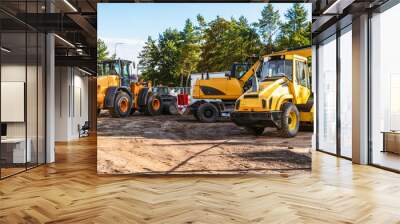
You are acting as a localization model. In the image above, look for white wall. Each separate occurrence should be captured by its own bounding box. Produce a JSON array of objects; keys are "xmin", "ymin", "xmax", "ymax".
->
[{"xmin": 55, "ymin": 67, "xmax": 89, "ymax": 141}]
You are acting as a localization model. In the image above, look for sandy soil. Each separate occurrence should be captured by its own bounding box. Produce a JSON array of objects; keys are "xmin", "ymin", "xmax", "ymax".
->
[{"xmin": 97, "ymin": 113, "xmax": 312, "ymax": 175}]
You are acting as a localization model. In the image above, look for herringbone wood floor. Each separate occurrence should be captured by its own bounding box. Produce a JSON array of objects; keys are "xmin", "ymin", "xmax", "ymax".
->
[{"xmin": 1, "ymin": 136, "xmax": 400, "ymax": 223}]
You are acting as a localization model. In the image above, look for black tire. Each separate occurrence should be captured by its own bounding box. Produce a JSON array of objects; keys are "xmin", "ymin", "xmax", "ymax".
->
[
  {"xmin": 138, "ymin": 106, "xmax": 146, "ymax": 114},
  {"xmin": 146, "ymin": 95, "xmax": 162, "ymax": 116},
  {"xmin": 197, "ymin": 103, "xmax": 219, "ymax": 123},
  {"xmin": 192, "ymin": 111, "xmax": 200, "ymax": 121},
  {"xmin": 279, "ymin": 102, "xmax": 300, "ymax": 137},
  {"xmin": 161, "ymin": 101, "xmax": 172, "ymax": 114},
  {"xmin": 245, "ymin": 127, "xmax": 265, "ymax": 136},
  {"xmin": 110, "ymin": 91, "xmax": 132, "ymax": 118},
  {"xmin": 137, "ymin": 88, "xmax": 149, "ymax": 107},
  {"xmin": 168, "ymin": 103, "xmax": 178, "ymax": 115}
]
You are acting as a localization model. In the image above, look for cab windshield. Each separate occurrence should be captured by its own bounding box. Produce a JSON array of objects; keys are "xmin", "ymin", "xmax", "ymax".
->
[
  {"xmin": 231, "ymin": 63, "xmax": 250, "ymax": 79},
  {"xmin": 98, "ymin": 61, "xmax": 133, "ymax": 79},
  {"xmin": 98, "ymin": 61, "xmax": 121, "ymax": 76},
  {"xmin": 259, "ymin": 59, "xmax": 293, "ymax": 81}
]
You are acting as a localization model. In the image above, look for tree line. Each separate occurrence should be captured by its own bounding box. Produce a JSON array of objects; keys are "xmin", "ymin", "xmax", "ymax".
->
[{"xmin": 98, "ymin": 3, "xmax": 311, "ymax": 86}]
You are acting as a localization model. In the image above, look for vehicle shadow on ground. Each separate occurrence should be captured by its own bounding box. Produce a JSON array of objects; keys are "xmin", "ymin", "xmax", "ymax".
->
[
  {"xmin": 235, "ymin": 150, "xmax": 311, "ymax": 166},
  {"xmin": 97, "ymin": 114, "xmax": 312, "ymax": 141}
]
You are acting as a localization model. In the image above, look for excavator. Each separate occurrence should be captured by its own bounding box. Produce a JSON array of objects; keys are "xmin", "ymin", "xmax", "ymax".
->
[
  {"xmin": 231, "ymin": 47, "xmax": 313, "ymax": 137},
  {"xmin": 97, "ymin": 59, "xmax": 163, "ymax": 117},
  {"xmin": 190, "ymin": 61, "xmax": 258, "ymax": 122}
]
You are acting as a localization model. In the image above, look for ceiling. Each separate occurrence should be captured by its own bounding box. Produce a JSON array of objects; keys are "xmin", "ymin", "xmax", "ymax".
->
[{"xmin": 0, "ymin": 0, "xmax": 97, "ymax": 74}]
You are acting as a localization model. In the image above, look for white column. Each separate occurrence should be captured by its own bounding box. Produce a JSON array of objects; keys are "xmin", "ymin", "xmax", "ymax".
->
[
  {"xmin": 352, "ymin": 14, "xmax": 369, "ymax": 164},
  {"xmin": 312, "ymin": 45, "xmax": 317, "ymax": 150},
  {"xmin": 46, "ymin": 33, "xmax": 55, "ymax": 163}
]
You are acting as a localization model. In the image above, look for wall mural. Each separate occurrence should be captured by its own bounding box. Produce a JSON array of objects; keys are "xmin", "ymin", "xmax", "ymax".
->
[{"xmin": 96, "ymin": 3, "xmax": 313, "ymax": 175}]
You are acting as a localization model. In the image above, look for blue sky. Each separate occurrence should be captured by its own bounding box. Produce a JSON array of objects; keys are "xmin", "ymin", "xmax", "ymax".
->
[{"xmin": 98, "ymin": 3, "xmax": 312, "ymax": 65}]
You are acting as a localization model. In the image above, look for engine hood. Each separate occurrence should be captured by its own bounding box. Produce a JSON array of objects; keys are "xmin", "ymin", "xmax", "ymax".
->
[
  {"xmin": 242, "ymin": 77, "xmax": 288, "ymax": 97},
  {"xmin": 235, "ymin": 77, "xmax": 290, "ymax": 112}
]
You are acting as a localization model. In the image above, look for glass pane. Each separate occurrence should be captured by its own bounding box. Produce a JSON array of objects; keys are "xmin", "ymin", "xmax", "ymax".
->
[
  {"xmin": 340, "ymin": 27, "xmax": 352, "ymax": 158},
  {"xmin": 317, "ymin": 35, "xmax": 337, "ymax": 154},
  {"xmin": 371, "ymin": 4, "xmax": 400, "ymax": 171},
  {"xmin": 1, "ymin": 31, "xmax": 27, "ymax": 177}
]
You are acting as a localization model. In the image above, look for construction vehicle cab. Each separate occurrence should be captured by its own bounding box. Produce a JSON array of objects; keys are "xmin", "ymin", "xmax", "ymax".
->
[
  {"xmin": 231, "ymin": 47, "xmax": 313, "ymax": 137},
  {"xmin": 190, "ymin": 62, "xmax": 258, "ymax": 123}
]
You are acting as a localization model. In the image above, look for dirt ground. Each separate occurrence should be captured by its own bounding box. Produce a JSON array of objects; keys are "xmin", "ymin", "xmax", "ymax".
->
[{"xmin": 97, "ymin": 113, "xmax": 312, "ymax": 175}]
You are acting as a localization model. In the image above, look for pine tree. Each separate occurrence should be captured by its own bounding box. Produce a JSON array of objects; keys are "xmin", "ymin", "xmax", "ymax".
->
[
  {"xmin": 254, "ymin": 4, "xmax": 281, "ymax": 54},
  {"xmin": 138, "ymin": 36, "xmax": 160, "ymax": 83},
  {"xmin": 97, "ymin": 38, "xmax": 109, "ymax": 61},
  {"xmin": 179, "ymin": 19, "xmax": 201, "ymax": 86},
  {"xmin": 276, "ymin": 3, "xmax": 311, "ymax": 50}
]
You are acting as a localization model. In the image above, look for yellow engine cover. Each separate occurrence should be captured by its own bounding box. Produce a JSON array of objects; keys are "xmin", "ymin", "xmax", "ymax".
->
[
  {"xmin": 192, "ymin": 77, "xmax": 243, "ymax": 101},
  {"xmin": 97, "ymin": 75, "xmax": 120, "ymax": 109}
]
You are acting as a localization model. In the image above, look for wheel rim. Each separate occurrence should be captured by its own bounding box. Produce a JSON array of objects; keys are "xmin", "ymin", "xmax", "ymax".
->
[
  {"xmin": 119, "ymin": 98, "xmax": 129, "ymax": 113},
  {"xmin": 288, "ymin": 111, "xmax": 297, "ymax": 131},
  {"xmin": 152, "ymin": 99, "xmax": 160, "ymax": 110},
  {"xmin": 204, "ymin": 109, "xmax": 214, "ymax": 118}
]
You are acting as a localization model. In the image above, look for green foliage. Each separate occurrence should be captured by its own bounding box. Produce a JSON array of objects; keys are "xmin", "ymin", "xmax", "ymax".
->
[
  {"xmin": 275, "ymin": 3, "xmax": 311, "ymax": 50},
  {"xmin": 97, "ymin": 38, "xmax": 109, "ymax": 61},
  {"xmin": 138, "ymin": 37, "xmax": 159, "ymax": 81},
  {"xmin": 110, "ymin": 53, "xmax": 117, "ymax": 60},
  {"xmin": 198, "ymin": 16, "xmax": 262, "ymax": 73},
  {"xmin": 139, "ymin": 29, "xmax": 185, "ymax": 85},
  {"xmin": 254, "ymin": 3, "xmax": 281, "ymax": 54},
  {"xmin": 178, "ymin": 19, "xmax": 201, "ymax": 86},
  {"xmin": 138, "ymin": 4, "xmax": 311, "ymax": 86}
]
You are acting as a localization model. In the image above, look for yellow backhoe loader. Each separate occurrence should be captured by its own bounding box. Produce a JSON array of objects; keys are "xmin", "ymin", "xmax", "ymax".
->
[
  {"xmin": 190, "ymin": 62, "xmax": 258, "ymax": 122},
  {"xmin": 97, "ymin": 59, "xmax": 162, "ymax": 117},
  {"xmin": 231, "ymin": 47, "xmax": 313, "ymax": 137}
]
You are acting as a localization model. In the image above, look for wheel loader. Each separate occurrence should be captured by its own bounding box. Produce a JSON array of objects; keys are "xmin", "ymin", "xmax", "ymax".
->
[
  {"xmin": 230, "ymin": 47, "xmax": 313, "ymax": 137},
  {"xmin": 190, "ymin": 62, "xmax": 258, "ymax": 122},
  {"xmin": 97, "ymin": 59, "xmax": 165, "ymax": 117}
]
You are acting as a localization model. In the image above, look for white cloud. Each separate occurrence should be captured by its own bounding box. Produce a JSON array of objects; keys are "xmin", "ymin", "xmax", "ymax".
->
[{"xmin": 100, "ymin": 37, "xmax": 146, "ymax": 67}]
